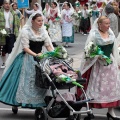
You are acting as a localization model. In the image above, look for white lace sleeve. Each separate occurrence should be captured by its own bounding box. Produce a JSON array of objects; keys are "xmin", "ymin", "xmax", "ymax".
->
[{"xmin": 21, "ymin": 29, "xmax": 30, "ymax": 48}]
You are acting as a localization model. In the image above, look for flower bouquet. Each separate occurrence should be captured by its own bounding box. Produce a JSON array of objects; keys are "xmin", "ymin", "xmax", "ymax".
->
[
  {"xmin": 84, "ymin": 41, "xmax": 112, "ymax": 65},
  {"xmin": 44, "ymin": 24, "xmax": 50, "ymax": 31},
  {"xmin": 71, "ymin": 12, "xmax": 80, "ymax": 20},
  {"xmin": 38, "ymin": 46, "xmax": 68, "ymax": 59},
  {"xmin": 0, "ymin": 29, "xmax": 8, "ymax": 45}
]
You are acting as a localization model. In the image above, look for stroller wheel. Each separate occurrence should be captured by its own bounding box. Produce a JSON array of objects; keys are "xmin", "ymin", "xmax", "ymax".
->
[
  {"xmin": 12, "ymin": 106, "xmax": 18, "ymax": 114},
  {"xmin": 35, "ymin": 107, "xmax": 47, "ymax": 120}
]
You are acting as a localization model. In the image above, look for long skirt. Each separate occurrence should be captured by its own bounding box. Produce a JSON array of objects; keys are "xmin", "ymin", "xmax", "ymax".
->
[
  {"xmin": 0, "ymin": 52, "xmax": 47, "ymax": 108},
  {"xmin": 77, "ymin": 60, "xmax": 120, "ymax": 108}
]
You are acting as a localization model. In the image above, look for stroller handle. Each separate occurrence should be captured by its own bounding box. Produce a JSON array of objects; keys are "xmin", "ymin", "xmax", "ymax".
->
[{"xmin": 34, "ymin": 56, "xmax": 40, "ymax": 63}]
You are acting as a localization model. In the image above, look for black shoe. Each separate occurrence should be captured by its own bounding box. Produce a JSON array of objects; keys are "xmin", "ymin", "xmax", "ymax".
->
[
  {"xmin": 107, "ymin": 112, "xmax": 120, "ymax": 120},
  {"xmin": 12, "ymin": 106, "xmax": 18, "ymax": 114}
]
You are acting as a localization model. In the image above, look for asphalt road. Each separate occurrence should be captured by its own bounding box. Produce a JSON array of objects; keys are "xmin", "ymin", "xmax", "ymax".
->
[{"xmin": 0, "ymin": 33, "xmax": 120, "ymax": 120}]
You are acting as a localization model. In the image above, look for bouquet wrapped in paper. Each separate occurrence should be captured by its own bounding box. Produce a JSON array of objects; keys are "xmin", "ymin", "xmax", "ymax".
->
[
  {"xmin": 39, "ymin": 46, "xmax": 68, "ymax": 59},
  {"xmin": 84, "ymin": 41, "xmax": 112, "ymax": 65}
]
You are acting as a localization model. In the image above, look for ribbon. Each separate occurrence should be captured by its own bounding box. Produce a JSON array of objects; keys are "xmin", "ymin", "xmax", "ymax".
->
[
  {"xmin": 55, "ymin": 17, "xmax": 60, "ymax": 21},
  {"xmin": 89, "ymin": 46, "xmax": 112, "ymax": 65},
  {"xmin": 60, "ymin": 76, "xmax": 83, "ymax": 88}
]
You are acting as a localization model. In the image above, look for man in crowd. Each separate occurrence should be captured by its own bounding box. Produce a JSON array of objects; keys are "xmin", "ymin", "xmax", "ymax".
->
[{"xmin": 0, "ymin": 0, "xmax": 20, "ymax": 68}]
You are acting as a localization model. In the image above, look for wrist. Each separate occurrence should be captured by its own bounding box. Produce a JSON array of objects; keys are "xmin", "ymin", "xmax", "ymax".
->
[{"xmin": 34, "ymin": 54, "xmax": 38, "ymax": 57}]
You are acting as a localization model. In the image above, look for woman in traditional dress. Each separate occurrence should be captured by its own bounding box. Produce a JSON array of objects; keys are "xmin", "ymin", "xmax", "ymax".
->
[
  {"xmin": 91, "ymin": 4, "xmax": 99, "ymax": 25},
  {"xmin": 77, "ymin": 16, "xmax": 120, "ymax": 120},
  {"xmin": 61, "ymin": 2, "xmax": 74, "ymax": 47},
  {"xmin": 43, "ymin": 3, "xmax": 50, "ymax": 24},
  {"xmin": 72, "ymin": 6, "xmax": 81, "ymax": 33},
  {"xmin": 11, "ymin": 2, "xmax": 24, "ymax": 19},
  {"xmin": 0, "ymin": 13, "xmax": 54, "ymax": 118},
  {"xmin": 48, "ymin": 2, "xmax": 62, "ymax": 47},
  {"xmin": 25, "ymin": 2, "xmax": 43, "ymax": 16}
]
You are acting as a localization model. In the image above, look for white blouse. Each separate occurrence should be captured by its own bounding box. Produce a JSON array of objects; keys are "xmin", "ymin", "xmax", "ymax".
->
[{"xmin": 21, "ymin": 27, "xmax": 51, "ymax": 48}]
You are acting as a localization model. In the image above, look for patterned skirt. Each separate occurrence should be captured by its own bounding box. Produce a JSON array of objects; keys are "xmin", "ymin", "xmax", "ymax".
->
[{"xmin": 77, "ymin": 60, "xmax": 120, "ymax": 108}]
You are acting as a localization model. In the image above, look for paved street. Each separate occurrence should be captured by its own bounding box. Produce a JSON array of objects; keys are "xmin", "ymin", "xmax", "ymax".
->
[{"xmin": 0, "ymin": 33, "xmax": 120, "ymax": 120}]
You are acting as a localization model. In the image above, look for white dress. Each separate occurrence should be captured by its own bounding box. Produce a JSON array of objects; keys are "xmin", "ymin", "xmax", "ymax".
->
[{"xmin": 61, "ymin": 9, "xmax": 73, "ymax": 37}]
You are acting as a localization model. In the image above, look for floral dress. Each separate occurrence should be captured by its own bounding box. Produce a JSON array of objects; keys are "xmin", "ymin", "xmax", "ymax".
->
[{"xmin": 0, "ymin": 27, "xmax": 52, "ymax": 108}]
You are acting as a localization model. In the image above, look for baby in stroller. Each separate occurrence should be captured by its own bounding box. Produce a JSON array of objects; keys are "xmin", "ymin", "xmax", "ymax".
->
[{"xmin": 50, "ymin": 63, "xmax": 78, "ymax": 83}]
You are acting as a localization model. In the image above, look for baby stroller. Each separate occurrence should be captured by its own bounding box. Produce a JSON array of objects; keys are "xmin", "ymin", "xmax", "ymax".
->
[{"xmin": 34, "ymin": 56, "xmax": 93, "ymax": 120}]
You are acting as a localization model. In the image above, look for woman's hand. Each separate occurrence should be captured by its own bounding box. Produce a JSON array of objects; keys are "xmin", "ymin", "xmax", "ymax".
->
[
  {"xmin": 99, "ymin": 56, "xmax": 105, "ymax": 61},
  {"xmin": 36, "ymin": 53, "xmax": 42, "ymax": 57}
]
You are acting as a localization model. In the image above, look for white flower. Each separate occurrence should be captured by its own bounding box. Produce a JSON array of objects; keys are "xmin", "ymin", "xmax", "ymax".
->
[
  {"xmin": 63, "ymin": 53, "xmax": 68, "ymax": 59},
  {"xmin": 118, "ymin": 47, "xmax": 120, "ymax": 53},
  {"xmin": 78, "ymin": 11, "xmax": 81, "ymax": 14},
  {"xmin": 118, "ymin": 47, "xmax": 120, "ymax": 51},
  {"xmin": 89, "ymin": 41, "xmax": 94, "ymax": 46},
  {"xmin": 0, "ymin": 29, "xmax": 7, "ymax": 35},
  {"xmin": 84, "ymin": 41, "xmax": 94, "ymax": 58},
  {"xmin": 62, "ymin": 46, "xmax": 67, "ymax": 53}
]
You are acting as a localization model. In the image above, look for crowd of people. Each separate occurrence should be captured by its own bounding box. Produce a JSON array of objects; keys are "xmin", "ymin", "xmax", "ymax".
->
[{"xmin": 0, "ymin": 0, "xmax": 120, "ymax": 119}]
